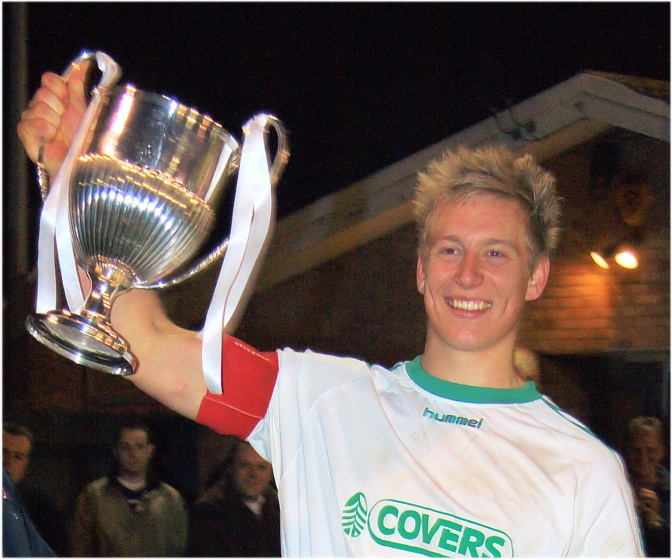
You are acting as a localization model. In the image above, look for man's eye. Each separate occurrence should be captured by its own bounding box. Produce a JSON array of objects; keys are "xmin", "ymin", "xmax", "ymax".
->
[{"xmin": 441, "ymin": 246, "xmax": 458, "ymax": 255}]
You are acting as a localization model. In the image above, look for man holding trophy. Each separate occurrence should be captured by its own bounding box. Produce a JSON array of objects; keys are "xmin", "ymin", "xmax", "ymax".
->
[{"xmin": 18, "ymin": 56, "xmax": 643, "ymax": 556}]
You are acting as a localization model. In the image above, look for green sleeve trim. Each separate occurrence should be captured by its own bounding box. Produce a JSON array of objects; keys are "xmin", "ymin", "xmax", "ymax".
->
[
  {"xmin": 406, "ymin": 356, "xmax": 542, "ymax": 404},
  {"xmin": 541, "ymin": 397, "xmax": 597, "ymax": 438}
]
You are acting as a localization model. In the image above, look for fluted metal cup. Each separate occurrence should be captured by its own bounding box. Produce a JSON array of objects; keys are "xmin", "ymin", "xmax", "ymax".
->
[{"xmin": 26, "ymin": 84, "xmax": 288, "ymax": 375}]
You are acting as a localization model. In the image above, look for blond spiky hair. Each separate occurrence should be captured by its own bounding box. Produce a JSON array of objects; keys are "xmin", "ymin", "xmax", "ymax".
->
[{"xmin": 414, "ymin": 145, "xmax": 561, "ymax": 261}]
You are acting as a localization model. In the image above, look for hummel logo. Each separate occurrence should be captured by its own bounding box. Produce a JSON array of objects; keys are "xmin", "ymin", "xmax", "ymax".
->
[{"xmin": 422, "ymin": 407, "xmax": 484, "ymax": 429}]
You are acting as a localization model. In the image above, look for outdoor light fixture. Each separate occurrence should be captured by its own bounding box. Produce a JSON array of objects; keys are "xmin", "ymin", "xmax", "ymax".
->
[
  {"xmin": 614, "ymin": 246, "xmax": 639, "ymax": 269},
  {"xmin": 590, "ymin": 232, "xmax": 642, "ymax": 270},
  {"xmin": 590, "ymin": 248, "xmax": 613, "ymax": 270},
  {"xmin": 590, "ymin": 246, "xmax": 638, "ymax": 270},
  {"xmin": 587, "ymin": 142, "xmax": 651, "ymax": 272}
]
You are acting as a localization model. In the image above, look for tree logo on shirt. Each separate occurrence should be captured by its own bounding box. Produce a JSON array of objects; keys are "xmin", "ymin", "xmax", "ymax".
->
[
  {"xmin": 342, "ymin": 492, "xmax": 368, "ymax": 537},
  {"xmin": 342, "ymin": 493, "xmax": 513, "ymax": 557}
]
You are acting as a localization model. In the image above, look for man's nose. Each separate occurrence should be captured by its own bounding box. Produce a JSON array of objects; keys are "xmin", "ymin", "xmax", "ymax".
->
[{"xmin": 456, "ymin": 252, "xmax": 484, "ymax": 288}]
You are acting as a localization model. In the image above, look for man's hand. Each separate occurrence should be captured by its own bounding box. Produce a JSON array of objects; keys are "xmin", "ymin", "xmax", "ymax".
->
[
  {"xmin": 637, "ymin": 487, "xmax": 664, "ymax": 529},
  {"xmin": 16, "ymin": 59, "xmax": 92, "ymax": 181}
]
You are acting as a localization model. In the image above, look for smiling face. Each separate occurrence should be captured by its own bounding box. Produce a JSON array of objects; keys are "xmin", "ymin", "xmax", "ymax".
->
[
  {"xmin": 417, "ymin": 192, "xmax": 549, "ymax": 360},
  {"xmin": 232, "ymin": 442, "xmax": 273, "ymax": 500}
]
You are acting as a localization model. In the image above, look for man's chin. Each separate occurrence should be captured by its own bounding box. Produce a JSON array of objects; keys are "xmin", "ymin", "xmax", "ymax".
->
[{"xmin": 242, "ymin": 487, "xmax": 264, "ymax": 498}]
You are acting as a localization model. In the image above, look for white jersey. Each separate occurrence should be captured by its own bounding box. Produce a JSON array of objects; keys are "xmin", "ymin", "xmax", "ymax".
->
[{"xmin": 248, "ymin": 348, "xmax": 643, "ymax": 557}]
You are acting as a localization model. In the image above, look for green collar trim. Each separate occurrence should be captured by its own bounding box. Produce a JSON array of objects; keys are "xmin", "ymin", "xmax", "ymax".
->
[{"xmin": 406, "ymin": 356, "xmax": 542, "ymax": 404}]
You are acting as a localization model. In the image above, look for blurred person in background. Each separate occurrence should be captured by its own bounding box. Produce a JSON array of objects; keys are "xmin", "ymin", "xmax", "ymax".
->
[
  {"xmin": 188, "ymin": 438, "xmax": 280, "ymax": 557},
  {"xmin": 3, "ymin": 421, "xmax": 69, "ymax": 555},
  {"xmin": 3, "ymin": 466, "xmax": 55, "ymax": 557},
  {"xmin": 627, "ymin": 416, "xmax": 670, "ymax": 557},
  {"xmin": 70, "ymin": 418, "xmax": 188, "ymax": 556}
]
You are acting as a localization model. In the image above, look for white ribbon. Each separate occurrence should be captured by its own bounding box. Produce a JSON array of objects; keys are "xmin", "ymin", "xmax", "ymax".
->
[
  {"xmin": 35, "ymin": 52, "xmax": 121, "ymax": 315},
  {"xmin": 200, "ymin": 115, "xmax": 275, "ymax": 394}
]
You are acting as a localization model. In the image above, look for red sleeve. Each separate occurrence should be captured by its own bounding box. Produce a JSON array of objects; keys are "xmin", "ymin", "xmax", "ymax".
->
[{"xmin": 196, "ymin": 335, "xmax": 279, "ymax": 439}]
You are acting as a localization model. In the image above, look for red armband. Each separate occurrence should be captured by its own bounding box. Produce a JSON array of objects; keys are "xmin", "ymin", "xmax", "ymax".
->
[{"xmin": 196, "ymin": 335, "xmax": 279, "ymax": 439}]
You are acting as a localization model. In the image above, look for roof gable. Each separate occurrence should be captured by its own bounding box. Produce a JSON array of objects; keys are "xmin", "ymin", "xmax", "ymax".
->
[{"xmin": 257, "ymin": 72, "xmax": 669, "ymax": 290}]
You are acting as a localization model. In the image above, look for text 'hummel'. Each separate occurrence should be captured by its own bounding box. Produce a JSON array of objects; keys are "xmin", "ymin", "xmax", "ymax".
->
[{"xmin": 423, "ymin": 407, "xmax": 483, "ymax": 429}]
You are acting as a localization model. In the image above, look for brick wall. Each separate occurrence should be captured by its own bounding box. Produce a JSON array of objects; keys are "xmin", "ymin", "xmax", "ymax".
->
[{"xmin": 519, "ymin": 136, "xmax": 670, "ymax": 353}]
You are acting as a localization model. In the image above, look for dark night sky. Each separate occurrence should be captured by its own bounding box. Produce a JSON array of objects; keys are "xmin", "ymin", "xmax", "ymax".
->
[{"xmin": 20, "ymin": 2, "xmax": 671, "ymax": 218}]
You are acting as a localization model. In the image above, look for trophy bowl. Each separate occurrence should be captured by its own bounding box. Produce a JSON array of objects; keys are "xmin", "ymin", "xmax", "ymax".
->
[{"xmin": 26, "ymin": 84, "xmax": 285, "ymax": 376}]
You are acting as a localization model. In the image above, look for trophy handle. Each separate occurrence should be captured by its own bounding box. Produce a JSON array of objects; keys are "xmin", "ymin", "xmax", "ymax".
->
[
  {"xmin": 137, "ymin": 114, "xmax": 289, "ymax": 290},
  {"xmin": 136, "ymin": 240, "xmax": 230, "ymax": 289},
  {"xmin": 262, "ymin": 114, "xmax": 290, "ymax": 188}
]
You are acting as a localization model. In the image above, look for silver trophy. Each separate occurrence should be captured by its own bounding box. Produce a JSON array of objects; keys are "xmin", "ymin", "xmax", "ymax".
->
[{"xmin": 26, "ymin": 55, "xmax": 288, "ymax": 376}]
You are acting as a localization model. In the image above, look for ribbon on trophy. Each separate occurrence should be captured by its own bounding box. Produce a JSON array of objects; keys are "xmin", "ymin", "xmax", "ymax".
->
[
  {"xmin": 200, "ymin": 115, "xmax": 276, "ymax": 394},
  {"xmin": 35, "ymin": 51, "xmax": 122, "ymax": 316}
]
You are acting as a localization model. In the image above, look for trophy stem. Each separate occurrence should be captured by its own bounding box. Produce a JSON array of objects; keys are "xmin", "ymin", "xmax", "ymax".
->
[
  {"xmin": 81, "ymin": 261, "xmax": 134, "ymax": 325},
  {"xmin": 25, "ymin": 261, "xmax": 137, "ymax": 376}
]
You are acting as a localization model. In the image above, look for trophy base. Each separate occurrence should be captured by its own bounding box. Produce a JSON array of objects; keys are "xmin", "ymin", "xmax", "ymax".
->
[{"xmin": 26, "ymin": 312, "xmax": 137, "ymax": 376}]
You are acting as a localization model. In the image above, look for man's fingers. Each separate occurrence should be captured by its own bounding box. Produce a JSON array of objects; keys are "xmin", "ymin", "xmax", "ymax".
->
[
  {"xmin": 17, "ymin": 116, "xmax": 55, "ymax": 163},
  {"xmin": 64, "ymin": 58, "xmax": 95, "ymax": 108},
  {"xmin": 18, "ymin": 114, "xmax": 57, "ymax": 142},
  {"xmin": 20, "ymin": 75, "xmax": 68, "ymax": 147},
  {"xmin": 17, "ymin": 60, "xmax": 95, "ymax": 174},
  {"xmin": 25, "ymin": 90, "xmax": 66, "ymax": 123},
  {"xmin": 17, "ymin": 87, "xmax": 65, "ymax": 157},
  {"xmin": 40, "ymin": 71, "xmax": 70, "ymax": 103}
]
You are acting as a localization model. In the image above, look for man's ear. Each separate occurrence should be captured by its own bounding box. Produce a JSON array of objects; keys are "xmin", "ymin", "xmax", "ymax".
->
[
  {"xmin": 148, "ymin": 443, "xmax": 156, "ymax": 459},
  {"xmin": 416, "ymin": 256, "xmax": 426, "ymax": 295},
  {"xmin": 525, "ymin": 255, "xmax": 550, "ymax": 302}
]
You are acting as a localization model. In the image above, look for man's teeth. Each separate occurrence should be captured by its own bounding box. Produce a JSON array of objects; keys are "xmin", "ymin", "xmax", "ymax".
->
[{"xmin": 449, "ymin": 299, "xmax": 492, "ymax": 311}]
